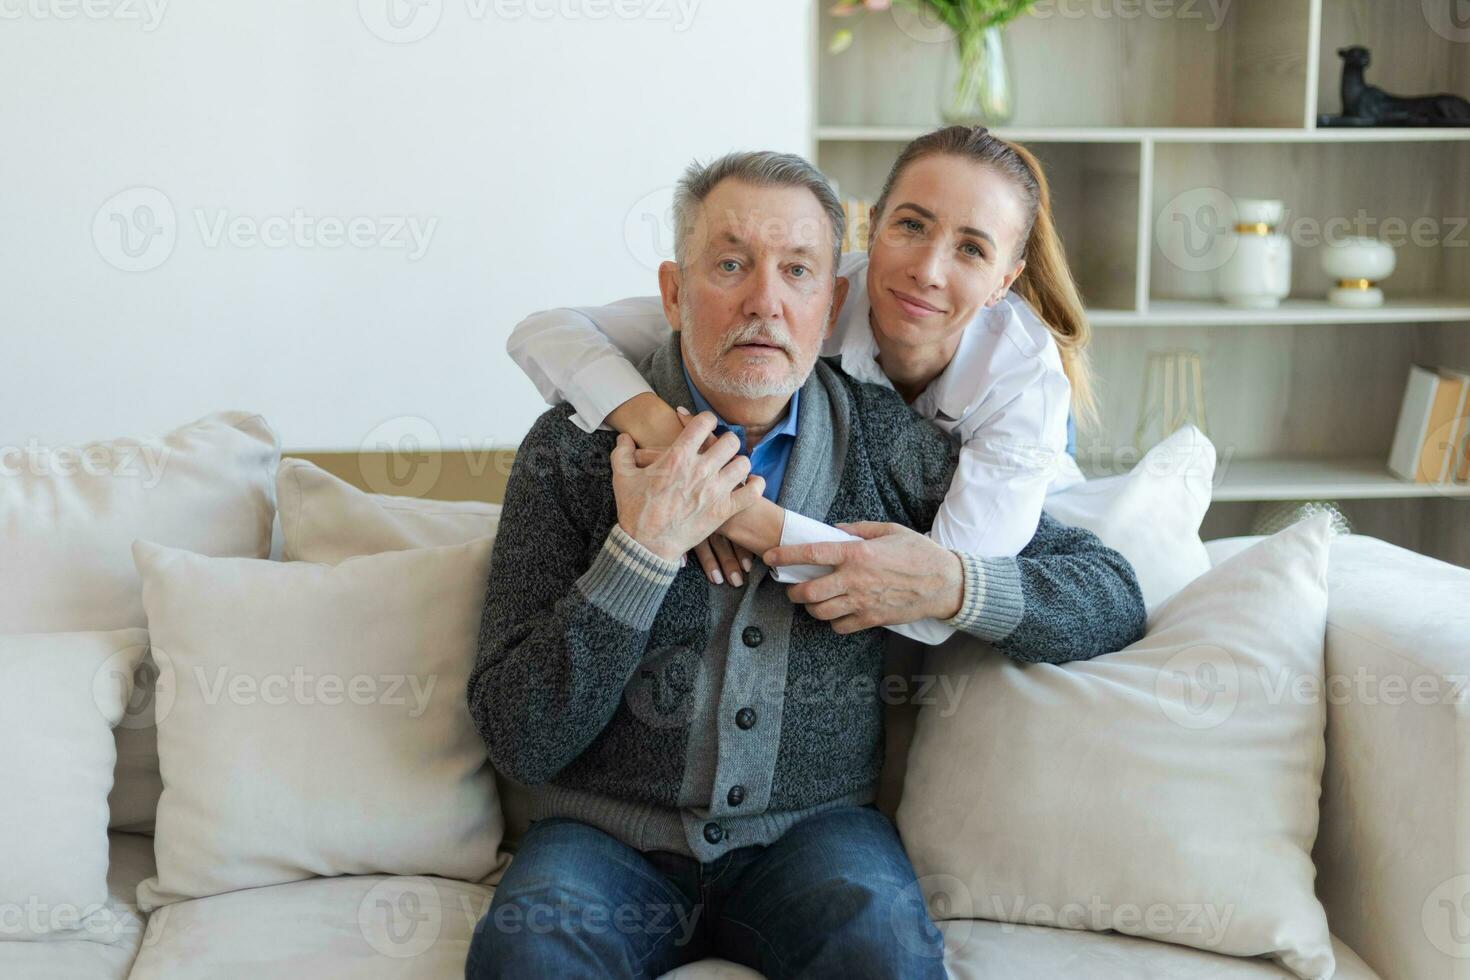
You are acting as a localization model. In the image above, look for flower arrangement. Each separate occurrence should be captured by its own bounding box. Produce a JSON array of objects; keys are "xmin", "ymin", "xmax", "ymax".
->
[
  {"xmin": 828, "ymin": 0, "xmax": 1038, "ymax": 55},
  {"xmin": 827, "ymin": 0, "xmax": 1040, "ymax": 124}
]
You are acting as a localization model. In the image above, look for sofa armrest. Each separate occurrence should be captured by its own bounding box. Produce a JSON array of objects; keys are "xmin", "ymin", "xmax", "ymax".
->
[{"xmin": 1311, "ymin": 535, "xmax": 1470, "ymax": 980}]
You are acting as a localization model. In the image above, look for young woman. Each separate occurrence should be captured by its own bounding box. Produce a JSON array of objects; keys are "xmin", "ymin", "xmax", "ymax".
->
[{"xmin": 509, "ymin": 126, "xmax": 1097, "ymax": 645}]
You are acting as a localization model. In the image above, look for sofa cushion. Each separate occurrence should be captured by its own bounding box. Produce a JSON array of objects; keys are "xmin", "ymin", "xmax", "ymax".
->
[
  {"xmin": 0, "ymin": 410, "xmax": 280, "ymax": 834},
  {"xmin": 1043, "ymin": 424, "xmax": 1215, "ymax": 611},
  {"xmin": 118, "ymin": 870, "xmax": 1379, "ymax": 980},
  {"xmin": 898, "ymin": 515, "xmax": 1337, "ymax": 979},
  {"xmin": 270, "ymin": 457, "xmax": 530, "ymax": 846},
  {"xmin": 0, "ymin": 831, "xmax": 154, "ymax": 979},
  {"xmin": 275, "ymin": 456, "xmax": 501, "ymax": 563},
  {"xmin": 936, "ymin": 921, "xmax": 1380, "ymax": 979},
  {"xmin": 131, "ymin": 536, "xmax": 506, "ymax": 913},
  {"xmin": 0, "ymin": 629, "xmax": 149, "ymax": 942}
]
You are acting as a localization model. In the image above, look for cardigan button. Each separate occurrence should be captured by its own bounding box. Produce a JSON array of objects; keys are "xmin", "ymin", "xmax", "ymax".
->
[
  {"xmin": 727, "ymin": 784, "xmax": 746, "ymax": 807},
  {"xmin": 703, "ymin": 822, "xmax": 724, "ymax": 844},
  {"xmin": 736, "ymin": 707, "xmax": 757, "ymax": 730},
  {"xmin": 741, "ymin": 626, "xmax": 763, "ymax": 648}
]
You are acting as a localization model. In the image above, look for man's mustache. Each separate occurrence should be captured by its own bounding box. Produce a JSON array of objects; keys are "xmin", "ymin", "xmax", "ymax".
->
[{"xmin": 720, "ymin": 319, "xmax": 793, "ymax": 357}]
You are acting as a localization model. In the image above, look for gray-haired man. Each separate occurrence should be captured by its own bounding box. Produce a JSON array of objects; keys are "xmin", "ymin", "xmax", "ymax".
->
[{"xmin": 466, "ymin": 151, "xmax": 1144, "ymax": 979}]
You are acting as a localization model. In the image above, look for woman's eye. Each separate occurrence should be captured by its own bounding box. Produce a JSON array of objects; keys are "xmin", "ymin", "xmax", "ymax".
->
[
  {"xmin": 900, "ymin": 218, "xmax": 922, "ymax": 233},
  {"xmin": 961, "ymin": 242, "xmax": 984, "ymax": 259}
]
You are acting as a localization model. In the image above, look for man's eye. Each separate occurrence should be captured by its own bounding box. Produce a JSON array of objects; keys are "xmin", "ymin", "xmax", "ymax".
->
[
  {"xmin": 719, "ymin": 260, "xmax": 739, "ymax": 273},
  {"xmin": 790, "ymin": 265, "xmax": 808, "ymax": 278}
]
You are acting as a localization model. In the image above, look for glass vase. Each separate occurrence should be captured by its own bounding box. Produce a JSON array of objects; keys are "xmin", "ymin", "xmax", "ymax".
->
[{"xmin": 940, "ymin": 25, "xmax": 1015, "ymax": 126}]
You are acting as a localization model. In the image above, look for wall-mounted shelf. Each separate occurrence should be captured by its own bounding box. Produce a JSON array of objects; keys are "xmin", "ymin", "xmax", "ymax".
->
[
  {"xmin": 1085, "ymin": 456, "xmax": 1470, "ymax": 502},
  {"xmin": 817, "ymin": 126, "xmax": 1470, "ymax": 144},
  {"xmin": 1089, "ymin": 300, "xmax": 1470, "ymax": 328}
]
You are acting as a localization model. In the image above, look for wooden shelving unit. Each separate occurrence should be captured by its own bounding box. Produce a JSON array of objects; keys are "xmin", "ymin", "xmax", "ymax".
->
[{"xmin": 812, "ymin": 0, "xmax": 1470, "ymax": 566}]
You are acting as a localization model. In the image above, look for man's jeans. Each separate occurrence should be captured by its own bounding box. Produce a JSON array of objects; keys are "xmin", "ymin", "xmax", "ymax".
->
[{"xmin": 464, "ymin": 802, "xmax": 947, "ymax": 979}]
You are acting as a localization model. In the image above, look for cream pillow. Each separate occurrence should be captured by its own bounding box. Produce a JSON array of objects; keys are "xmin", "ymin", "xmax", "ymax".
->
[
  {"xmin": 0, "ymin": 410, "xmax": 279, "ymax": 834},
  {"xmin": 276, "ymin": 456, "xmax": 500, "ymax": 563},
  {"xmin": 898, "ymin": 514, "xmax": 1336, "ymax": 980},
  {"xmin": 131, "ymin": 536, "xmax": 504, "ymax": 912},
  {"xmin": 273, "ymin": 457, "xmax": 528, "ymax": 846},
  {"xmin": 1044, "ymin": 424, "xmax": 1214, "ymax": 611},
  {"xmin": 0, "ymin": 629, "xmax": 149, "ymax": 942}
]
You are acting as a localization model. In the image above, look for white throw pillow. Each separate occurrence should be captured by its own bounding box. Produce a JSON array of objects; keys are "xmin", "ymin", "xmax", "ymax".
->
[
  {"xmin": 273, "ymin": 456, "xmax": 529, "ymax": 848},
  {"xmin": 0, "ymin": 629, "xmax": 149, "ymax": 942},
  {"xmin": 276, "ymin": 456, "xmax": 501, "ymax": 563},
  {"xmin": 897, "ymin": 514, "xmax": 1336, "ymax": 980},
  {"xmin": 131, "ymin": 536, "xmax": 505, "ymax": 913},
  {"xmin": 0, "ymin": 410, "xmax": 280, "ymax": 834},
  {"xmin": 1044, "ymin": 424, "xmax": 1214, "ymax": 611}
]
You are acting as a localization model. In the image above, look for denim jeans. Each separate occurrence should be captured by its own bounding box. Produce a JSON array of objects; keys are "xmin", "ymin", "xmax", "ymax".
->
[{"xmin": 464, "ymin": 802, "xmax": 947, "ymax": 980}]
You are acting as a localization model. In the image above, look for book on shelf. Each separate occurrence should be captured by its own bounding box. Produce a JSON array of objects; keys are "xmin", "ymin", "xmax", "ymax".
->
[{"xmin": 1388, "ymin": 364, "xmax": 1470, "ymax": 484}]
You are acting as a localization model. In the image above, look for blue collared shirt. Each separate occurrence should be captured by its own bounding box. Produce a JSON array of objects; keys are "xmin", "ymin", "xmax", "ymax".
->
[{"xmin": 681, "ymin": 364, "xmax": 798, "ymax": 504}]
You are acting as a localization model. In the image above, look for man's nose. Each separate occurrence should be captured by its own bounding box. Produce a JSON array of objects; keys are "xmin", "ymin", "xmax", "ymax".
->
[{"xmin": 741, "ymin": 263, "xmax": 783, "ymax": 321}]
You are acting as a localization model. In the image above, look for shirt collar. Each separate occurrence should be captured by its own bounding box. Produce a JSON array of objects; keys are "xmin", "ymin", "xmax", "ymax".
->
[{"xmin": 680, "ymin": 362, "xmax": 800, "ymax": 449}]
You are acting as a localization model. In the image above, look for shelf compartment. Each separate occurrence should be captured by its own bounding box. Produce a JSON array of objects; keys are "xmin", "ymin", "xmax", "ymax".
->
[
  {"xmin": 1091, "ymin": 298, "xmax": 1470, "ymax": 327},
  {"xmin": 1083, "ymin": 455, "xmax": 1470, "ymax": 502}
]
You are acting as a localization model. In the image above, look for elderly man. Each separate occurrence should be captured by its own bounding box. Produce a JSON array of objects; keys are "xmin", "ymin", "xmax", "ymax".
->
[{"xmin": 466, "ymin": 151, "xmax": 1143, "ymax": 979}]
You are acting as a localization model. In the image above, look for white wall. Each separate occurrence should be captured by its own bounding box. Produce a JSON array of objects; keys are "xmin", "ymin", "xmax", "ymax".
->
[{"xmin": 1, "ymin": 0, "xmax": 813, "ymax": 451}]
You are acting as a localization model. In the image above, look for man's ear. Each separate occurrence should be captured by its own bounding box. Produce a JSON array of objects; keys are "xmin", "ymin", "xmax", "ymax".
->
[
  {"xmin": 657, "ymin": 260, "xmax": 682, "ymax": 332},
  {"xmin": 826, "ymin": 274, "xmax": 851, "ymax": 340}
]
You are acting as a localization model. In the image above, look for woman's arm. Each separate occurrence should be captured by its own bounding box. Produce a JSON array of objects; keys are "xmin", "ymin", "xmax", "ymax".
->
[{"xmin": 507, "ymin": 299, "xmax": 679, "ymax": 442}]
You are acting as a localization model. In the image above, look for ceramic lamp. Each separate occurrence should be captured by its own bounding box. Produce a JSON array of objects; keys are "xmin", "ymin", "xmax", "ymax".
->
[
  {"xmin": 1216, "ymin": 198, "xmax": 1292, "ymax": 308},
  {"xmin": 1321, "ymin": 236, "xmax": 1396, "ymax": 308}
]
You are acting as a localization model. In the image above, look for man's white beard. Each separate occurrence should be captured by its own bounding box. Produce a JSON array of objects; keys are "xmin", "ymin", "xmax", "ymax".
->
[{"xmin": 681, "ymin": 303, "xmax": 817, "ymax": 400}]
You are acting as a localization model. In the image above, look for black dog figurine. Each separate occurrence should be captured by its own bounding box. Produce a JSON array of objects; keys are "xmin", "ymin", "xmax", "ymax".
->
[{"xmin": 1318, "ymin": 46, "xmax": 1470, "ymax": 127}]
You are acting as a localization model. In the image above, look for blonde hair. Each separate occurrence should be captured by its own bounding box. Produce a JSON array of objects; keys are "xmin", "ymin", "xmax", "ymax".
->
[{"xmin": 871, "ymin": 126, "xmax": 1098, "ymax": 434}]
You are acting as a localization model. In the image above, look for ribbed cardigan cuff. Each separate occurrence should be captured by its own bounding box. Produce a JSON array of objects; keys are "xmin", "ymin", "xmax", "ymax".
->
[
  {"xmin": 941, "ymin": 552, "xmax": 1025, "ymax": 642},
  {"xmin": 576, "ymin": 525, "xmax": 680, "ymax": 630}
]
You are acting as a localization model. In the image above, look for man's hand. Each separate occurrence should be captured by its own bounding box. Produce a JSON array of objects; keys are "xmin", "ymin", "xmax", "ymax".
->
[
  {"xmin": 611, "ymin": 411, "xmax": 765, "ymax": 562},
  {"xmin": 761, "ymin": 522, "xmax": 964, "ymax": 634},
  {"xmin": 631, "ymin": 442, "xmax": 757, "ymax": 586}
]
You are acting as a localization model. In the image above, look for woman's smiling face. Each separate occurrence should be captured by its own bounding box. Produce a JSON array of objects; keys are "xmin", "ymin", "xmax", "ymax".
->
[{"xmin": 865, "ymin": 153, "xmax": 1029, "ymax": 351}]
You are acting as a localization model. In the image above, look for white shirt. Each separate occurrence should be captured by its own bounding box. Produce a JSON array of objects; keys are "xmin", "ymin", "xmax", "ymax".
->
[{"xmin": 506, "ymin": 250, "xmax": 1085, "ymax": 644}]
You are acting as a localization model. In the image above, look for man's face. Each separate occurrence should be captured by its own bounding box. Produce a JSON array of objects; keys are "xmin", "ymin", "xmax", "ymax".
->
[{"xmin": 663, "ymin": 179, "xmax": 843, "ymax": 404}]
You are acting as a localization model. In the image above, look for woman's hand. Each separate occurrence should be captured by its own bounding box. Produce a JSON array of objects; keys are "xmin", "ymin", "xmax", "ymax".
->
[{"xmin": 761, "ymin": 523, "xmax": 965, "ymax": 634}]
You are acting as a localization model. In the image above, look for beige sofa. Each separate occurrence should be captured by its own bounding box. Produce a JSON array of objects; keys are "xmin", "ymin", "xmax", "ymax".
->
[{"xmin": 7, "ymin": 522, "xmax": 1465, "ymax": 979}]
